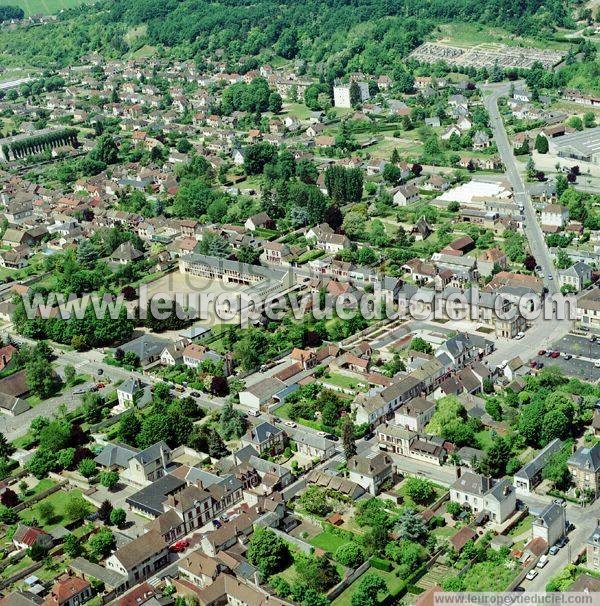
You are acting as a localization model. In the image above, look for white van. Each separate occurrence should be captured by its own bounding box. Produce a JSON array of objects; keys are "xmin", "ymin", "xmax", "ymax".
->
[{"xmin": 537, "ymin": 555, "xmax": 549, "ymax": 568}]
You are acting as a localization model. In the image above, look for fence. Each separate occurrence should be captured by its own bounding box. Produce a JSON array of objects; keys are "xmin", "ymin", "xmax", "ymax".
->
[
  {"xmin": 13, "ymin": 479, "xmax": 67, "ymax": 513},
  {"xmin": 327, "ymin": 560, "xmax": 371, "ymax": 600}
]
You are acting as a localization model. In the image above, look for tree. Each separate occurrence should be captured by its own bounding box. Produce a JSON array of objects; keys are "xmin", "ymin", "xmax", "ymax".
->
[
  {"xmin": 446, "ymin": 501, "xmax": 462, "ymax": 519},
  {"xmin": 0, "ymin": 432, "xmax": 13, "ymax": 459},
  {"xmin": 485, "ymin": 397, "xmax": 502, "ymax": 421},
  {"xmin": 65, "ymin": 495, "xmax": 90, "ymax": 521},
  {"xmin": 90, "ymin": 134, "xmax": 119, "ymax": 164},
  {"xmin": 218, "ymin": 401, "xmax": 247, "ymax": 440},
  {"xmin": 583, "ymin": 111, "xmax": 595, "ymax": 128},
  {"xmin": 349, "ymin": 81, "xmax": 361, "ymax": 108},
  {"xmin": 403, "ymin": 477, "xmax": 435, "ymax": 505},
  {"xmin": 100, "ymin": 471, "xmax": 119, "ymax": 490},
  {"xmin": 38, "ymin": 501, "xmax": 55, "ymax": 524},
  {"xmin": 534, "ymin": 134, "xmax": 549, "ymax": 154},
  {"xmin": 63, "ymin": 364, "xmax": 76, "ymax": 384},
  {"xmin": 519, "ymin": 401, "xmax": 545, "ymax": 447},
  {"xmin": 268, "ymin": 92, "xmax": 283, "ymax": 114},
  {"xmin": 78, "ymin": 458, "xmax": 97, "ymax": 479},
  {"xmin": 481, "ymin": 436, "xmax": 511, "ymax": 477},
  {"xmin": 335, "ymin": 543, "xmax": 365, "ymax": 568},
  {"xmin": 342, "ymin": 416, "xmax": 357, "ymax": 460},
  {"xmin": 98, "ymin": 499, "xmax": 113, "ymax": 523},
  {"xmin": 88, "ymin": 528, "xmax": 115, "ymax": 559},
  {"xmin": 246, "ymin": 527, "xmax": 290, "ymax": 578},
  {"xmin": 296, "ymin": 554, "xmax": 340, "ymax": 592},
  {"xmin": 63, "ymin": 534, "xmax": 83, "ymax": 558},
  {"xmin": 350, "ymin": 574, "xmax": 387, "ymax": 606},
  {"xmin": 110, "ymin": 508, "xmax": 126, "ymax": 528},
  {"xmin": 524, "ymin": 255, "xmax": 537, "ymax": 271},
  {"xmin": 299, "ymin": 486, "xmax": 332, "ymax": 516},
  {"xmin": 541, "ymin": 409, "xmax": 570, "ymax": 445},
  {"xmin": 409, "ymin": 337, "xmax": 432, "ymax": 354},
  {"xmin": 395, "ymin": 509, "xmax": 428, "ymax": 542}
]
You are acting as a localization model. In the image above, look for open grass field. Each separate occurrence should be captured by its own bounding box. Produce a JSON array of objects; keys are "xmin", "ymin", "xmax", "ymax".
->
[
  {"xmin": 308, "ymin": 530, "xmax": 352, "ymax": 554},
  {"xmin": 436, "ymin": 22, "xmax": 570, "ymax": 51},
  {"xmin": 12, "ymin": 0, "xmax": 87, "ymax": 16}
]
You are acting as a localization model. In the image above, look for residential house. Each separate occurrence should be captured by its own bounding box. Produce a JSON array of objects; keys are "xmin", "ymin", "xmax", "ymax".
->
[
  {"xmin": 292, "ymin": 432, "xmax": 336, "ymax": 461},
  {"xmin": 347, "ymin": 452, "xmax": 394, "ymax": 495},
  {"xmin": 450, "ymin": 470, "xmax": 516, "ymax": 524},
  {"xmin": 238, "ymin": 377, "xmax": 286, "ymax": 412},
  {"xmin": 240, "ymin": 421, "xmax": 286, "ymax": 456},
  {"xmin": 105, "ymin": 530, "xmax": 169, "ymax": 588},
  {"xmin": 567, "ymin": 443, "xmax": 600, "ymax": 499},
  {"xmin": 586, "ymin": 524, "xmax": 600, "ymax": 571},
  {"xmin": 12, "ymin": 524, "xmax": 52, "ymax": 552},
  {"xmin": 392, "ymin": 184, "xmax": 419, "ymax": 206},
  {"xmin": 244, "ymin": 212, "xmax": 272, "ymax": 232},
  {"xmin": 394, "ymin": 397, "xmax": 435, "ymax": 432},
  {"xmin": 559, "ymin": 261, "xmax": 592, "ymax": 292},
  {"xmin": 578, "ymin": 288, "xmax": 600, "ymax": 332},
  {"xmin": 42, "ymin": 576, "xmax": 92, "ymax": 606},
  {"xmin": 532, "ymin": 503, "xmax": 566, "ymax": 548},
  {"xmin": 541, "ymin": 204, "xmax": 569, "ymax": 230},
  {"xmin": 116, "ymin": 378, "xmax": 152, "ymax": 409},
  {"xmin": 513, "ymin": 439, "xmax": 563, "ymax": 495}
]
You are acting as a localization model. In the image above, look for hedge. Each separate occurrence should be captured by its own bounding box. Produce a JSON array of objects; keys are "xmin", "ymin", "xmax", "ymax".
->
[{"xmin": 369, "ymin": 556, "xmax": 393, "ymax": 572}]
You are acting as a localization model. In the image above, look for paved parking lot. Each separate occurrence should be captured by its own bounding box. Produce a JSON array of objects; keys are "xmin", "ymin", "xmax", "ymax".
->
[{"xmin": 531, "ymin": 334, "xmax": 600, "ymax": 382}]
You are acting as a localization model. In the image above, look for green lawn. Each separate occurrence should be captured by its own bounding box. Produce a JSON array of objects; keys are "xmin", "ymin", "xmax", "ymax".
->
[
  {"xmin": 321, "ymin": 373, "xmax": 368, "ymax": 392},
  {"xmin": 332, "ymin": 567, "xmax": 404, "ymax": 606},
  {"xmin": 309, "ymin": 530, "xmax": 351, "ymax": 554},
  {"xmin": 460, "ymin": 560, "xmax": 520, "ymax": 592},
  {"xmin": 508, "ymin": 515, "xmax": 533, "ymax": 537},
  {"xmin": 11, "ymin": 0, "xmax": 87, "ymax": 16},
  {"xmin": 20, "ymin": 488, "xmax": 89, "ymax": 529},
  {"xmin": 475, "ymin": 430, "xmax": 495, "ymax": 450}
]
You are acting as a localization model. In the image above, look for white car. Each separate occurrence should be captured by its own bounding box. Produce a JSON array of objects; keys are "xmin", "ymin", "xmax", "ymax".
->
[
  {"xmin": 526, "ymin": 570, "xmax": 538, "ymax": 580},
  {"xmin": 247, "ymin": 409, "xmax": 261, "ymax": 417},
  {"xmin": 537, "ymin": 555, "xmax": 548, "ymax": 568},
  {"xmin": 285, "ymin": 421, "xmax": 297, "ymax": 428},
  {"xmin": 594, "ymin": 360, "xmax": 600, "ymax": 369},
  {"xmin": 515, "ymin": 332, "xmax": 525, "ymax": 340}
]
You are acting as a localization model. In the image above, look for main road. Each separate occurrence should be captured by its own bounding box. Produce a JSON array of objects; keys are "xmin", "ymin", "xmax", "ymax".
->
[{"xmin": 480, "ymin": 82, "xmax": 571, "ymax": 364}]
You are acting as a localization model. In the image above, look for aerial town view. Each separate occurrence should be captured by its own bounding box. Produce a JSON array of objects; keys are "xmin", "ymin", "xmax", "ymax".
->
[{"xmin": 0, "ymin": 0, "xmax": 598, "ymax": 605}]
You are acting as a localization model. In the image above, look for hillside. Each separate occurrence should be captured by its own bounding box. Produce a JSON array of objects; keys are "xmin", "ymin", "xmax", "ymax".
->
[{"xmin": 0, "ymin": 0, "xmax": 578, "ymax": 70}]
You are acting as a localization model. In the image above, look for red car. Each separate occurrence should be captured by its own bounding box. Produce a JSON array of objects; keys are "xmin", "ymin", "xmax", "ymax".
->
[
  {"xmin": 169, "ymin": 539, "xmax": 189, "ymax": 553},
  {"xmin": 96, "ymin": 382, "xmax": 106, "ymax": 389},
  {"xmin": 538, "ymin": 349, "xmax": 546, "ymax": 356},
  {"xmin": 551, "ymin": 351, "xmax": 560, "ymax": 358},
  {"xmin": 530, "ymin": 360, "xmax": 538, "ymax": 368}
]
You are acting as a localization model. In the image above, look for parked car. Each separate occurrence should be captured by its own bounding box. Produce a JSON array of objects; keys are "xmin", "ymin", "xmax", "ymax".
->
[
  {"xmin": 537, "ymin": 555, "xmax": 548, "ymax": 568},
  {"xmin": 324, "ymin": 434, "xmax": 339, "ymax": 442},
  {"xmin": 212, "ymin": 519, "xmax": 222, "ymax": 528},
  {"xmin": 595, "ymin": 360, "xmax": 600, "ymax": 368},
  {"xmin": 557, "ymin": 536, "xmax": 568, "ymax": 548},
  {"xmin": 247, "ymin": 409, "xmax": 261, "ymax": 417},
  {"xmin": 169, "ymin": 539, "xmax": 189, "ymax": 553},
  {"xmin": 515, "ymin": 332, "xmax": 525, "ymax": 340},
  {"xmin": 190, "ymin": 391, "xmax": 201, "ymax": 398},
  {"xmin": 551, "ymin": 351, "xmax": 560, "ymax": 358},
  {"xmin": 530, "ymin": 360, "xmax": 538, "ymax": 368},
  {"xmin": 538, "ymin": 349, "xmax": 546, "ymax": 356},
  {"xmin": 563, "ymin": 353, "xmax": 572, "ymax": 360},
  {"xmin": 526, "ymin": 570, "xmax": 538, "ymax": 581},
  {"xmin": 96, "ymin": 382, "xmax": 105, "ymax": 389},
  {"xmin": 549, "ymin": 545, "xmax": 559, "ymax": 556},
  {"xmin": 284, "ymin": 420, "xmax": 297, "ymax": 428},
  {"xmin": 553, "ymin": 497, "xmax": 566, "ymax": 508}
]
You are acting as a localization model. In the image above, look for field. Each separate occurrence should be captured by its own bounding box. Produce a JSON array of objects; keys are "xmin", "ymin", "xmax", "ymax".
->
[
  {"xmin": 436, "ymin": 22, "xmax": 570, "ymax": 51},
  {"xmin": 12, "ymin": 0, "xmax": 87, "ymax": 16},
  {"xmin": 308, "ymin": 530, "xmax": 352, "ymax": 554}
]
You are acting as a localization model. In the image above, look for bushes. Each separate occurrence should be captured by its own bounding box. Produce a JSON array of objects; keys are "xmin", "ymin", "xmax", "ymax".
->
[
  {"xmin": 369, "ymin": 556, "xmax": 393, "ymax": 572},
  {"xmin": 335, "ymin": 543, "xmax": 365, "ymax": 568}
]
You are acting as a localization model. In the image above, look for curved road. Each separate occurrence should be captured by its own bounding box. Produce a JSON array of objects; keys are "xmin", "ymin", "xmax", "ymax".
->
[{"xmin": 480, "ymin": 83, "xmax": 571, "ymax": 364}]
